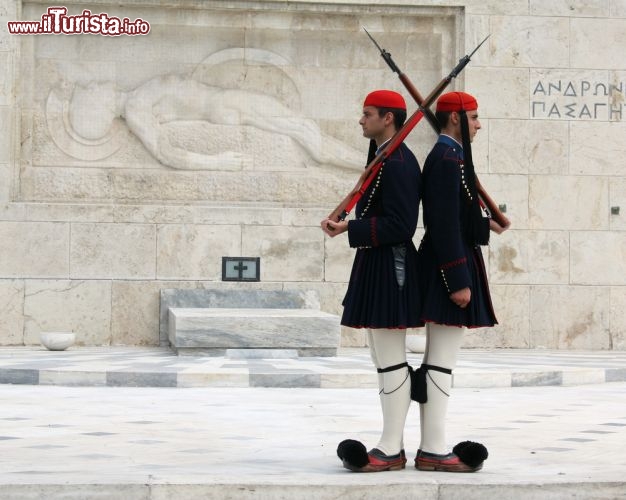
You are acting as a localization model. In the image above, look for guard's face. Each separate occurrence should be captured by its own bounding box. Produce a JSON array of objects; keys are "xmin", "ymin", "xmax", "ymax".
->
[
  {"xmin": 466, "ymin": 110, "xmax": 481, "ymax": 142},
  {"xmin": 359, "ymin": 106, "xmax": 387, "ymax": 140}
]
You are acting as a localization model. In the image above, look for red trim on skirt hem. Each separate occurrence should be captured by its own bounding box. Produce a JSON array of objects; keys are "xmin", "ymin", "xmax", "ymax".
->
[{"xmin": 340, "ymin": 324, "xmax": 414, "ymax": 330}]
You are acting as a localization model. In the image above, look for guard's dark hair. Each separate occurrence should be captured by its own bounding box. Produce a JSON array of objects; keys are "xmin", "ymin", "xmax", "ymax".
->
[
  {"xmin": 435, "ymin": 110, "xmax": 451, "ymax": 129},
  {"xmin": 376, "ymin": 106, "xmax": 406, "ymax": 131}
]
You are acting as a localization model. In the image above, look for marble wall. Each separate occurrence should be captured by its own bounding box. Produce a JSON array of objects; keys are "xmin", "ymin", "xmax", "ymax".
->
[{"xmin": 0, "ymin": 0, "xmax": 624, "ymax": 350}]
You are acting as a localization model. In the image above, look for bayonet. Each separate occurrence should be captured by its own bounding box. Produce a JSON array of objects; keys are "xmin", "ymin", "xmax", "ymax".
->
[{"xmin": 449, "ymin": 34, "xmax": 490, "ymax": 79}]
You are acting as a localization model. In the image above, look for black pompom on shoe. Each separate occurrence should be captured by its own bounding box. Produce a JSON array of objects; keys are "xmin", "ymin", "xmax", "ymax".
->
[
  {"xmin": 337, "ymin": 439, "xmax": 368, "ymax": 468},
  {"xmin": 452, "ymin": 441, "xmax": 488, "ymax": 469}
]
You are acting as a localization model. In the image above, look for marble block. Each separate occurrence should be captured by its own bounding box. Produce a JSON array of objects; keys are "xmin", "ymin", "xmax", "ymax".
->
[
  {"xmin": 159, "ymin": 288, "xmax": 321, "ymax": 345},
  {"xmin": 168, "ymin": 308, "xmax": 340, "ymax": 357}
]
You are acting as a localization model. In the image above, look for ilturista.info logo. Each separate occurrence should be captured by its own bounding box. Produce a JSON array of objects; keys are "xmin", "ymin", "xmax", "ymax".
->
[{"xmin": 7, "ymin": 6, "xmax": 150, "ymax": 36}]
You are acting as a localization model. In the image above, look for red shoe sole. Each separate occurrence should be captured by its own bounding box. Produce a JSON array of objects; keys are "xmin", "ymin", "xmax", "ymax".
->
[
  {"xmin": 415, "ymin": 459, "xmax": 481, "ymax": 473},
  {"xmin": 343, "ymin": 459, "xmax": 406, "ymax": 473}
]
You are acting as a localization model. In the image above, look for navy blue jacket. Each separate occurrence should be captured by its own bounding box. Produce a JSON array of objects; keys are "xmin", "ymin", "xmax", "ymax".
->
[
  {"xmin": 341, "ymin": 142, "xmax": 423, "ymax": 329},
  {"xmin": 418, "ymin": 135, "xmax": 496, "ymax": 328}
]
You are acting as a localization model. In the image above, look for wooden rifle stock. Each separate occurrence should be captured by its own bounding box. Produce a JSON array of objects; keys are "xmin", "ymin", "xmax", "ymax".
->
[{"xmin": 363, "ymin": 30, "xmax": 510, "ymax": 230}]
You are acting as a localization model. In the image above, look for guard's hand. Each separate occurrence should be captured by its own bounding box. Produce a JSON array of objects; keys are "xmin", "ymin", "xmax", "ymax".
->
[
  {"xmin": 490, "ymin": 218, "xmax": 511, "ymax": 234},
  {"xmin": 320, "ymin": 218, "xmax": 348, "ymax": 237},
  {"xmin": 450, "ymin": 287, "xmax": 471, "ymax": 308}
]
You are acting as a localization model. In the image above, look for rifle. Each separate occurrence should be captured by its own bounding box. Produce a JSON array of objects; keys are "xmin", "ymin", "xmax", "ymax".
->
[
  {"xmin": 365, "ymin": 29, "xmax": 511, "ymax": 230},
  {"xmin": 326, "ymin": 35, "xmax": 491, "ymax": 225}
]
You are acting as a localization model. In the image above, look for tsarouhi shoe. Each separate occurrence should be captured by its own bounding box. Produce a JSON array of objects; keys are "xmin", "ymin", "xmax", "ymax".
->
[
  {"xmin": 337, "ymin": 440, "xmax": 406, "ymax": 472},
  {"xmin": 352, "ymin": 448, "xmax": 406, "ymax": 473},
  {"xmin": 415, "ymin": 442, "xmax": 488, "ymax": 473}
]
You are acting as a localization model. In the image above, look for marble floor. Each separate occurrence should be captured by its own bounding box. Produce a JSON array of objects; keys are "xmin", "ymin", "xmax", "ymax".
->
[
  {"xmin": 0, "ymin": 347, "xmax": 625, "ymax": 498},
  {"xmin": 0, "ymin": 382, "xmax": 624, "ymax": 499}
]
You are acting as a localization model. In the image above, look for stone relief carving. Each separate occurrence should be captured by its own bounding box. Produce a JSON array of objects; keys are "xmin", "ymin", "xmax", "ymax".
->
[
  {"xmin": 46, "ymin": 81, "xmax": 128, "ymax": 162},
  {"xmin": 46, "ymin": 48, "xmax": 365, "ymax": 171}
]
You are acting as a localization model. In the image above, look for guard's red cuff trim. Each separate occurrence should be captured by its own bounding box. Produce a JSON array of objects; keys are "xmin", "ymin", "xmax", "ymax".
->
[
  {"xmin": 440, "ymin": 257, "xmax": 467, "ymax": 270},
  {"xmin": 370, "ymin": 217, "xmax": 379, "ymax": 247}
]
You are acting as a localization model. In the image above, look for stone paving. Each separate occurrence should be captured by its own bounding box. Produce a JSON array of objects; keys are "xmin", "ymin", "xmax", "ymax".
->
[
  {"xmin": 0, "ymin": 348, "xmax": 625, "ymax": 499},
  {"xmin": 0, "ymin": 346, "xmax": 625, "ymax": 389}
]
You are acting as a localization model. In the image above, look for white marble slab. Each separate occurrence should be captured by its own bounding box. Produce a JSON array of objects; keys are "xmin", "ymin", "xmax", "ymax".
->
[{"xmin": 168, "ymin": 307, "xmax": 340, "ymax": 356}]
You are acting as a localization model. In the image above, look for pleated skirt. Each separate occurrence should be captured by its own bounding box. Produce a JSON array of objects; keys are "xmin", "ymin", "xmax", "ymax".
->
[{"xmin": 341, "ymin": 243, "xmax": 423, "ymax": 329}]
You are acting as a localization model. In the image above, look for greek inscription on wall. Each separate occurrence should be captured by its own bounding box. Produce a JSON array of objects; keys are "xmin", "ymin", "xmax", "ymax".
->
[{"xmin": 531, "ymin": 79, "xmax": 626, "ymax": 121}]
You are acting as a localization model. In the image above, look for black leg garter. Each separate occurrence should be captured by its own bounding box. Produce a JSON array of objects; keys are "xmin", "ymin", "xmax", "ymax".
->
[
  {"xmin": 408, "ymin": 364, "xmax": 452, "ymax": 403},
  {"xmin": 377, "ymin": 362, "xmax": 410, "ymax": 395},
  {"xmin": 376, "ymin": 362, "xmax": 409, "ymax": 373}
]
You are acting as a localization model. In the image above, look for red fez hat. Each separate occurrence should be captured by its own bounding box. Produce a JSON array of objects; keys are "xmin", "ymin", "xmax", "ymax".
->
[
  {"xmin": 363, "ymin": 90, "xmax": 406, "ymax": 110},
  {"xmin": 436, "ymin": 91, "xmax": 478, "ymax": 112}
]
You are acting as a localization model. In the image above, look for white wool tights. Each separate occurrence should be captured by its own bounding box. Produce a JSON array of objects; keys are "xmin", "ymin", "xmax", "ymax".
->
[
  {"xmin": 419, "ymin": 323, "xmax": 465, "ymax": 455},
  {"xmin": 368, "ymin": 328, "xmax": 410, "ymax": 456}
]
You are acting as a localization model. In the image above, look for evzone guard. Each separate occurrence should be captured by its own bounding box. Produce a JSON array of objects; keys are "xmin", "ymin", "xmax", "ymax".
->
[
  {"xmin": 414, "ymin": 90, "xmax": 505, "ymax": 472},
  {"xmin": 321, "ymin": 89, "xmax": 423, "ymax": 472},
  {"xmin": 324, "ymin": 36, "xmax": 509, "ymax": 473}
]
